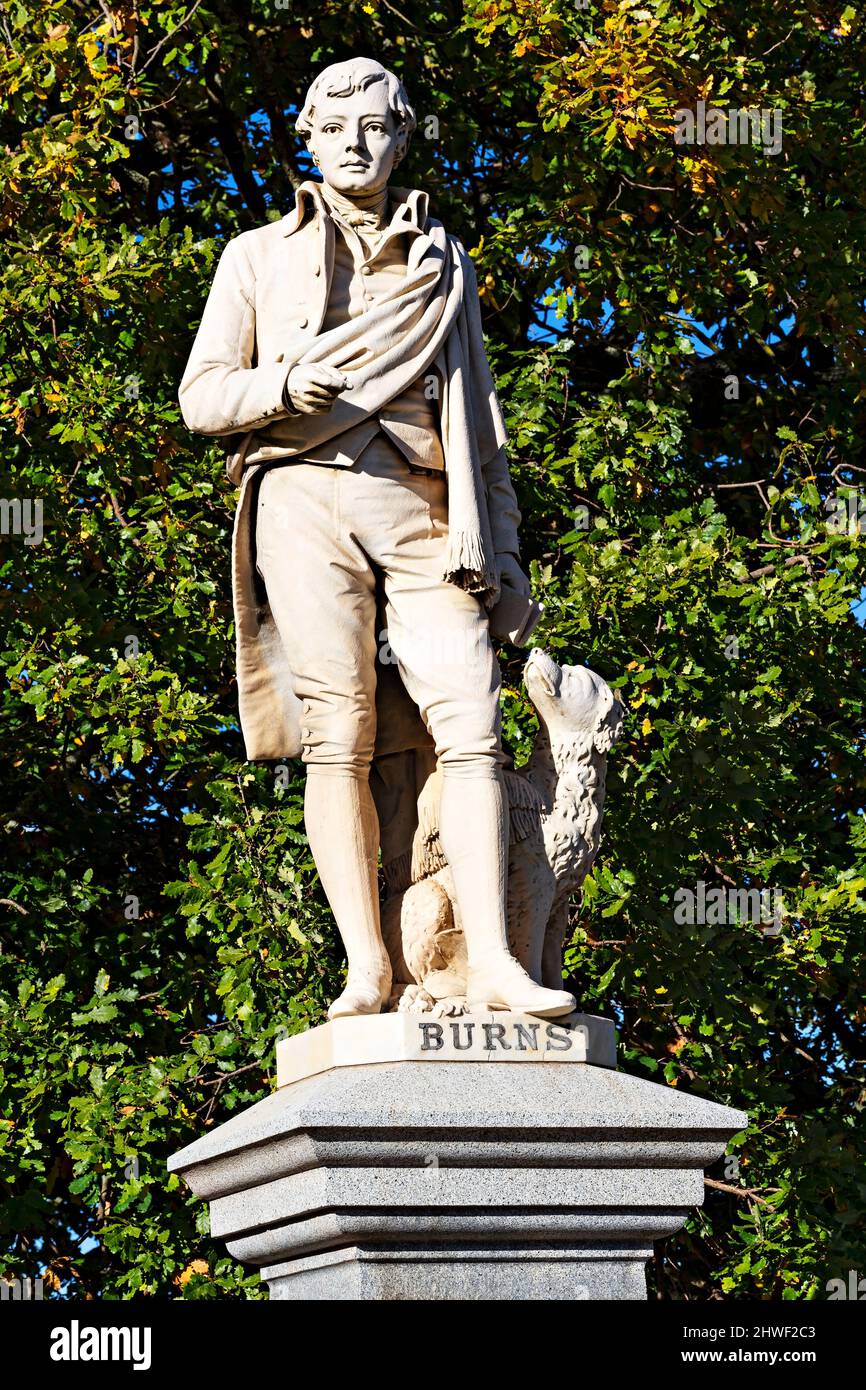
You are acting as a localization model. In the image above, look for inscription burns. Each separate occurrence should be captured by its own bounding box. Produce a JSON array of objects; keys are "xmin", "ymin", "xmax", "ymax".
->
[{"xmin": 419, "ymin": 1019, "xmax": 579, "ymax": 1054}]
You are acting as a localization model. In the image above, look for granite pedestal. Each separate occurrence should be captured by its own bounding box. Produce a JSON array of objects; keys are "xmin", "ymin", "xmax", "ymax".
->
[{"xmin": 168, "ymin": 1012, "xmax": 746, "ymax": 1300}]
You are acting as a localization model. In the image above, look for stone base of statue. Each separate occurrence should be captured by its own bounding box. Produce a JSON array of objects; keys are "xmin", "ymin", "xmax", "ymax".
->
[{"xmin": 168, "ymin": 1012, "xmax": 746, "ymax": 1301}]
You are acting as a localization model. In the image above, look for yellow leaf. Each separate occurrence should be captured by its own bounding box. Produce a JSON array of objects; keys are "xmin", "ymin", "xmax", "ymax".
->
[
  {"xmin": 177, "ymin": 1259, "xmax": 210, "ymax": 1287},
  {"xmin": 641, "ymin": 717, "xmax": 652, "ymax": 735}
]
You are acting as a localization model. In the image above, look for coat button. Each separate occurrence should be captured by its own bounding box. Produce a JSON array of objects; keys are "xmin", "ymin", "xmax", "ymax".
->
[
  {"xmin": 313, "ymin": 264, "xmax": 321, "ymax": 276},
  {"xmin": 298, "ymin": 316, "xmax": 308, "ymax": 329},
  {"xmin": 360, "ymin": 264, "xmax": 372, "ymax": 276}
]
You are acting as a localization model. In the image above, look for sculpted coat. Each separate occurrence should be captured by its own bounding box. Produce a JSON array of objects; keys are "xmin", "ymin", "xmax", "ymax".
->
[{"xmin": 179, "ymin": 181, "xmax": 536, "ymax": 764}]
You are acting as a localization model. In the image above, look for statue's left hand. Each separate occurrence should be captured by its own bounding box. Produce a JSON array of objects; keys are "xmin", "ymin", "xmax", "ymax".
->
[
  {"xmin": 497, "ymin": 552, "xmax": 532, "ymax": 598},
  {"xmin": 488, "ymin": 554, "xmax": 542, "ymax": 644}
]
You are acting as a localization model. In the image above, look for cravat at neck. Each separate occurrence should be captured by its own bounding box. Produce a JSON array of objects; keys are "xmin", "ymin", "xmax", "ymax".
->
[{"xmin": 320, "ymin": 183, "xmax": 390, "ymax": 239}]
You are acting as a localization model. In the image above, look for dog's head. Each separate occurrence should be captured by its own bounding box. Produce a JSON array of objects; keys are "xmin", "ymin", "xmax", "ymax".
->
[{"xmin": 523, "ymin": 649, "xmax": 624, "ymax": 754}]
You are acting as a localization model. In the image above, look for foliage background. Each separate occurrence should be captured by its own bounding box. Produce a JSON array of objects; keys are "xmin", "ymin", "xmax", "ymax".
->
[{"xmin": 1, "ymin": 0, "xmax": 864, "ymax": 1299}]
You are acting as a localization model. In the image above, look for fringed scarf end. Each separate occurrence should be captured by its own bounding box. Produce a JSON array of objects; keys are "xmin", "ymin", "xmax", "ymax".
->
[
  {"xmin": 383, "ymin": 847, "xmax": 414, "ymax": 896},
  {"xmin": 443, "ymin": 528, "xmax": 498, "ymax": 597}
]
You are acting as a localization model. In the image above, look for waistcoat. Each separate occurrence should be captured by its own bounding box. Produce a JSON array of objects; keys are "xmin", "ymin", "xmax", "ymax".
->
[{"xmin": 297, "ymin": 211, "xmax": 445, "ymax": 472}]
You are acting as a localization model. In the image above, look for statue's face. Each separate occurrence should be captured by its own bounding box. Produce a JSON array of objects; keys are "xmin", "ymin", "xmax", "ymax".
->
[{"xmin": 308, "ymin": 81, "xmax": 404, "ymax": 197}]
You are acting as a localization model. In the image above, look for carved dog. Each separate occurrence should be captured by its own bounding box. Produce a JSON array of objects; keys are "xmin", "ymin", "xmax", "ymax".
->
[{"xmin": 382, "ymin": 649, "xmax": 623, "ymax": 1013}]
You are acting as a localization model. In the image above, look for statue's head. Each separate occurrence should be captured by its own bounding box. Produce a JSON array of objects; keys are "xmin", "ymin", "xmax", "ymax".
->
[{"xmin": 296, "ymin": 57, "xmax": 416, "ymax": 198}]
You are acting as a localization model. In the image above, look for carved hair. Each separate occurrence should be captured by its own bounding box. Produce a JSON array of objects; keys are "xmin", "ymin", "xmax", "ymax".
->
[{"xmin": 296, "ymin": 58, "xmax": 417, "ymax": 148}]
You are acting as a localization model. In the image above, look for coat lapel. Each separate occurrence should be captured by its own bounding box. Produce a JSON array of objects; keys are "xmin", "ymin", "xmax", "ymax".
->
[{"xmin": 280, "ymin": 183, "xmax": 334, "ymax": 337}]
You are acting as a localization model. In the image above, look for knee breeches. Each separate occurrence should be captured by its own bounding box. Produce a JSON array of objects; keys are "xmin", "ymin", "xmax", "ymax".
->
[{"xmin": 254, "ymin": 440, "xmax": 504, "ymax": 776}]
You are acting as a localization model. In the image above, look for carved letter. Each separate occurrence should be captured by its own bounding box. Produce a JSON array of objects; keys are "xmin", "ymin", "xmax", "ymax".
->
[
  {"xmin": 419, "ymin": 1023, "xmax": 444, "ymax": 1051},
  {"xmin": 545, "ymin": 1023, "xmax": 573, "ymax": 1051},
  {"xmin": 482, "ymin": 1023, "xmax": 511, "ymax": 1051},
  {"xmin": 514, "ymin": 1023, "xmax": 540, "ymax": 1052},
  {"xmin": 450, "ymin": 1022, "xmax": 475, "ymax": 1051}
]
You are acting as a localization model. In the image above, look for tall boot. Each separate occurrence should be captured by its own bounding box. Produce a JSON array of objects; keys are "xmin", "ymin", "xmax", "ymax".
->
[
  {"xmin": 304, "ymin": 768, "xmax": 392, "ymax": 1019},
  {"xmin": 437, "ymin": 767, "xmax": 576, "ymax": 1018}
]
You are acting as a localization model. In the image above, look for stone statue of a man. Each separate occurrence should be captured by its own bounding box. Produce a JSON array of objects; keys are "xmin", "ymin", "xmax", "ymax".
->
[{"xmin": 179, "ymin": 57, "xmax": 575, "ymax": 1021}]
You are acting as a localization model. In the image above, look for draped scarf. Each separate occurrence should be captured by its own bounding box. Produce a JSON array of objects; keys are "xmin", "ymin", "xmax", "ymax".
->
[{"xmin": 236, "ymin": 193, "xmax": 505, "ymax": 597}]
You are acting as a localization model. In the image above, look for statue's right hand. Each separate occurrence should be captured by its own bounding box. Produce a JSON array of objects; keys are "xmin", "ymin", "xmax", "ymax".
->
[{"xmin": 285, "ymin": 363, "xmax": 350, "ymax": 414}]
